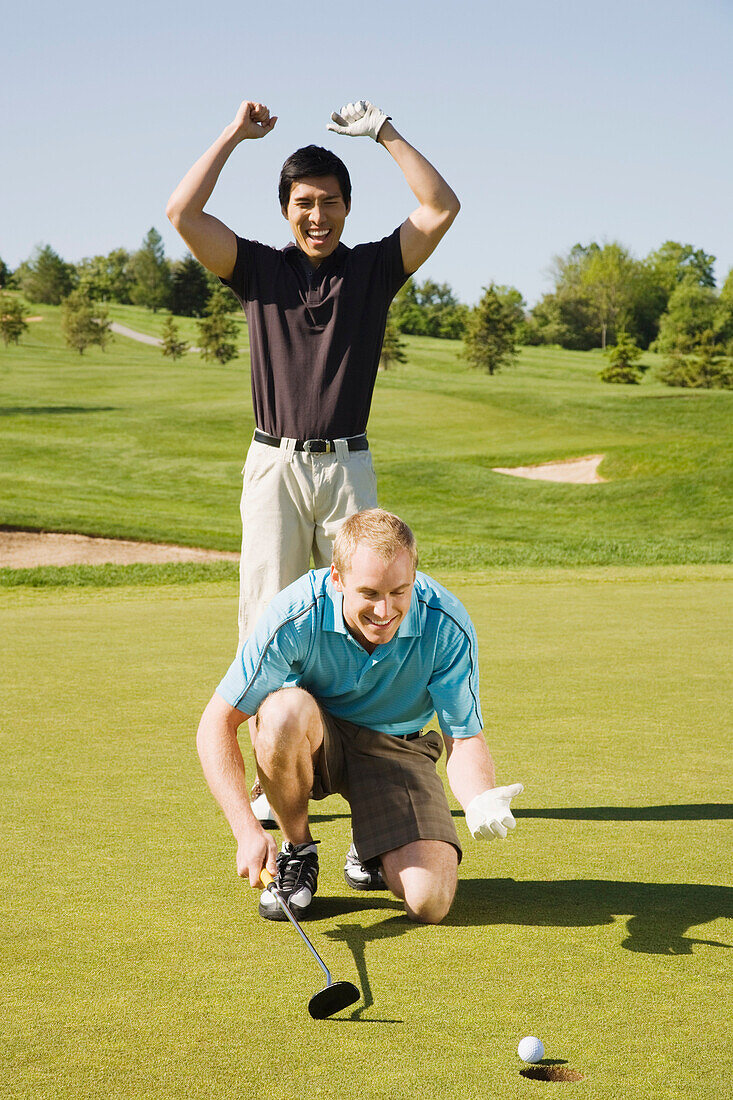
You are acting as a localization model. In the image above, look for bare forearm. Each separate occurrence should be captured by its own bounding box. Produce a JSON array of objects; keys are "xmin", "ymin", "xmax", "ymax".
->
[
  {"xmin": 166, "ymin": 125, "xmax": 241, "ymax": 225},
  {"xmin": 196, "ymin": 696, "xmax": 256, "ymax": 842},
  {"xmin": 166, "ymin": 101, "xmax": 276, "ymax": 278},
  {"xmin": 445, "ymin": 732, "xmax": 496, "ymax": 809},
  {"xmin": 378, "ymin": 121, "xmax": 459, "ymax": 218}
]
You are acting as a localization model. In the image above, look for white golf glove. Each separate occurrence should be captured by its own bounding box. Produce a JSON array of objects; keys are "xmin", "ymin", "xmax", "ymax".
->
[
  {"xmin": 465, "ymin": 784, "xmax": 524, "ymax": 841},
  {"xmin": 327, "ymin": 100, "xmax": 391, "ymax": 141}
]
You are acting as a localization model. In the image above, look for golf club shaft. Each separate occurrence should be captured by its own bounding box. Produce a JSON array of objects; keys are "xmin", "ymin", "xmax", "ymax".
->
[{"xmin": 260, "ymin": 869, "xmax": 332, "ymax": 984}]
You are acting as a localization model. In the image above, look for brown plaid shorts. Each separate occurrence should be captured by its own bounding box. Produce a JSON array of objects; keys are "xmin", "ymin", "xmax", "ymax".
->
[{"xmin": 311, "ymin": 708, "xmax": 462, "ymax": 864}]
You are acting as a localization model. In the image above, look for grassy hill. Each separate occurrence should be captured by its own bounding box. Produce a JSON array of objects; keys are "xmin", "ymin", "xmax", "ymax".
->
[{"xmin": 1, "ymin": 304, "xmax": 731, "ymax": 572}]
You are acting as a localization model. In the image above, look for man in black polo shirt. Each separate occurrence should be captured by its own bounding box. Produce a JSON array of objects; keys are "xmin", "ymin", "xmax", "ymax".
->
[{"xmin": 167, "ymin": 98, "xmax": 459, "ymax": 837}]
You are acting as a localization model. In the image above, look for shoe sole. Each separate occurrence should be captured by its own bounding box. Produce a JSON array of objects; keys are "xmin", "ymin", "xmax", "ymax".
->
[{"xmin": 258, "ymin": 898, "xmax": 313, "ymax": 921}]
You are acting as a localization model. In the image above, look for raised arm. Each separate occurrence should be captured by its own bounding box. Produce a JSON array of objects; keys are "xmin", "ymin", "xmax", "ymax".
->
[
  {"xmin": 327, "ymin": 100, "xmax": 460, "ymax": 274},
  {"xmin": 196, "ymin": 691, "xmax": 277, "ymax": 884},
  {"xmin": 166, "ymin": 101, "xmax": 277, "ymax": 280}
]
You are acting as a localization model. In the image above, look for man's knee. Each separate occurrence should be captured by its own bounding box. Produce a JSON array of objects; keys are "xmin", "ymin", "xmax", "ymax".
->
[
  {"xmin": 256, "ymin": 687, "xmax": 312, "ymax": 735},
  {"xmin": 253, "ymin": 688, "xmax": 322, "ymax": 761},
  {"xmin": 403, "ymin": 875, "xmax": 456, "ymax": 925},
  {"xmin": 381, "ymin": 841, "xmax": 458, "ymax": 925}
]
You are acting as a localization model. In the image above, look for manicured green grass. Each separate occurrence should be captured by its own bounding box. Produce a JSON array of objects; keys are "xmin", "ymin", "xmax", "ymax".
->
[
  {"xmin": 2, "ymin": 571, "xmax": 731, "ymax": 1099},
  {"xmin": 105, "ymin": 302, "xmax": 248, "ymax": 347},
  {"xmin": 1, "ymin": 306, "xmax": 731, "ymax": 570}
]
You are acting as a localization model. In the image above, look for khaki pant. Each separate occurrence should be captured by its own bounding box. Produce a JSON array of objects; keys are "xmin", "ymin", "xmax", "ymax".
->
[{"xmin": 238, "ymin": 439, "xmax": 378, "ymax": 641}]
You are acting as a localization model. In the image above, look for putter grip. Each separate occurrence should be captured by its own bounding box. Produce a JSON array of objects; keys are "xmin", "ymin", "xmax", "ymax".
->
[{"xmin": 260, "ymin": 869, "xmax": 274, "ymax": 888}]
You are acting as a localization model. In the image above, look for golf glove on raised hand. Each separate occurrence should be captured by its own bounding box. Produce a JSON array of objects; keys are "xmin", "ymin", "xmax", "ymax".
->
[
  {"xmin": 327, "ymin": 100, "xmax": 391, "ymax": 141},
  {"xmin": 466, "ymin": 784, "xmax": 524, "ymax": 840}
]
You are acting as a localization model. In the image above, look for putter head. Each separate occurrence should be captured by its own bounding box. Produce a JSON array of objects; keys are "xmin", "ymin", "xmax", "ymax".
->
[{"xmin": 308, "ymin": 980, "xmax": 360, "ymax": 1020}]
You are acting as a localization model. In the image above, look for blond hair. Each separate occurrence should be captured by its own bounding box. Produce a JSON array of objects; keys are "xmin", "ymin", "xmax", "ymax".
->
[{"xmin": 332, "ymin": 509, "xmax": 418, "ymax": 576}]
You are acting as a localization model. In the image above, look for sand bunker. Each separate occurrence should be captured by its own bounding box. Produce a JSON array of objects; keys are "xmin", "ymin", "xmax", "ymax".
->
[
  {"xmin": 492, "ymin": 455, "xmax": 605, "ymax": 483},
  {"xmin": 0, "ymin": 530, "xmax": 239, "ymax": 569}
]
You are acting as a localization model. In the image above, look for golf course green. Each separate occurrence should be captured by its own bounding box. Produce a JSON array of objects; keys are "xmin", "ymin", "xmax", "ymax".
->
[{"xmin": 1, "ymin": 310, "xmax": 731, "ymax": 1098}]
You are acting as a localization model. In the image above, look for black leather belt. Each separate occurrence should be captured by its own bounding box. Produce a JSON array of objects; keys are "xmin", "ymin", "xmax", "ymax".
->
[
  {"xmin": 253, "ymin": 429, "xmax": 368, "ymax": 453},
  {"xmin": 398, "ymin": 731, "xmax": 421, "ymax": 741}
]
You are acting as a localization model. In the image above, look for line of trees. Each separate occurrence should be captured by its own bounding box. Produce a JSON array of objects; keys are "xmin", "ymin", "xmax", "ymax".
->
[
  {"xmin": 1, "ymin": 228, "xmax": 235, "ymax": 318},
  {"xmin": 2, "ymin": 233, "xmax": 732, "ymax": 386},
  {"xmin": 385, "ymin": 240, "xmax": 733, "ymax": 387},
  {"xmin": 0, "ymin": 228, "xmax": 243, "ymax": 362}
]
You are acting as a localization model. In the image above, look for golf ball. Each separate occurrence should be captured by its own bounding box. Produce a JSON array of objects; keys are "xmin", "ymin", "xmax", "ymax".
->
[{"xmin": 518, "ymin": 1036, "xmax": 544, "ymax": 1063}]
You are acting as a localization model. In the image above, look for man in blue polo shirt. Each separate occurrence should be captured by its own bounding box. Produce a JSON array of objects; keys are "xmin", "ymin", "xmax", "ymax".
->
[{"xmin": 197, "ymin": 509, "xmax": 523, "ymax": 925}]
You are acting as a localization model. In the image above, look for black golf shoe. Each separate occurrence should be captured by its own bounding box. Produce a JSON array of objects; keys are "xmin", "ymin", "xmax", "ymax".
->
[
  {"xmin": 343, "ymin": 842, "xmax": 386, "ymax": 891},
  {"xmin": 259, "ymin": 841, "xmax": 319, "ymax": 921}
]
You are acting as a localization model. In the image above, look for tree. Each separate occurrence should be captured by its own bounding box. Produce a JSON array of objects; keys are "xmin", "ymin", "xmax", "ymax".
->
[
  {"xmin": 379, "ymin": 316, "xmax": 407, "ymax": 370},
  {"xmin": 169, "ymin": 253, "xmax": 211, "ymax": 317},
  {"xmin": 531, "ymin": 240, "xmax": 673, "ymax": 350},
  {"xmin": 658, "ymin": 329, "xmax": 733, "ymax": 390},
  {"xmin": 463, "ymin": 283, "xmax": 520, "ymax": 375},
  {"xmin": 0, "ymin": 256, "xmax": 11, "ymax": 289},
  {"xmin": 204, "ymin": 267, "xmax": 240, "ymax": 312},
  {"xmin": 0, "ymin": 293, "xmax": 29, "ymax": 346},
  {"xmin": 196, "ymin": 286, "xmax": 239, "ymax": 363},
  {"xmin": 61, "ymin": 290, "xmax": 111, "ymax": 354},
  {"xmin": 599, "ymin": 332, "xmax": 646, "ymax": 384},
  {"xmin": 390, "ymin": 277, "xmax": 468, "ymax": 338},
  {"xmin": 16, "ymin": 244, "xmax": 75, "ymax": 304},
  {"xmin": 578, "ymin": 242, "xmax": 639, "ymax": 350},
  {"xmin": 714, "ymin": 267, "xmax": 733, "ymax": 346},
  {"xmin": 161, "ymin": 314, "xmax": 188, "ymax": 360},
  {"xmin": 492, "ymin": 284, "xmax": 527, "ymax": 340},
  {"xmin": 128, "ymin": 228, "xmax": 171, "ymax": 311},
  {"xmin": 524, "ymin": 289, "xmax": 599, "ymax": 349},
  {"xmin": 645, "ymin": 241, "xmax": 716, "ymax": 298},
  {"xmin": 654, "ymin": 282, "xmax": 719, "ymax": 357},
  {"xmin": 76, "ymin": 248, "xmax": 133, "ymax": 303}
]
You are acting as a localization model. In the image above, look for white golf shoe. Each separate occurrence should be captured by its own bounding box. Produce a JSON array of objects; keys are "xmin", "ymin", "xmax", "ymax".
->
[
  {"xmin": 250, "ymin": 782, "xmax": 277, "ymax": 829},
  {"xmin": 343, "ymin": 842, "xmax": 386, "ymax": 891}
]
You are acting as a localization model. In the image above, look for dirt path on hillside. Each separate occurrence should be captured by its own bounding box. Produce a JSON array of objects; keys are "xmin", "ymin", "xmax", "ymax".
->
[{"xmin": 109, "ymin": 322, "xmax": 163, "ymax": 347}]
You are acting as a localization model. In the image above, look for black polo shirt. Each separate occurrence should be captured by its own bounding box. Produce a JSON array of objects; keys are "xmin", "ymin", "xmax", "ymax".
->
[{"xmin": 222, "ymin": 228, "xmax": 407, "ymax": 439}]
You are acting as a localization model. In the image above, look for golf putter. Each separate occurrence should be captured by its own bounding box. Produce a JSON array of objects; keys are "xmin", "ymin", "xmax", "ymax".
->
[{"xmin": 260, "ymin": 869, "xmax": 360, "ymax": 1019}]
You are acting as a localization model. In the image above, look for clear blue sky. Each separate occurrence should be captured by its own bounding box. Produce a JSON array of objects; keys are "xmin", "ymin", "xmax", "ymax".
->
[{"xmin": 3, "ymin": 0, "xmax": 732, "ymax": 306}]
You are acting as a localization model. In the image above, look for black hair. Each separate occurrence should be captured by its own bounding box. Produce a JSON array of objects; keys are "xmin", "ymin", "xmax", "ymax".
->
[{"xmin": 278, "ymin": 145, "xmax": 351, "ymax": 209}]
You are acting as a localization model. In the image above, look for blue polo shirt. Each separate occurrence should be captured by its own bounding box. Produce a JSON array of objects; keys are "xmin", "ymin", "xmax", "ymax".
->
[{"xmin": 217, "ymin": 569, "xmax": 483, "ymax": 738}]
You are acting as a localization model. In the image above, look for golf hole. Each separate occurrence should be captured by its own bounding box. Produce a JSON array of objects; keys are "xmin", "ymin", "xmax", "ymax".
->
[{"xmin": 519, "ymin": 1066, "xmax": 585, "ymax": 1083}]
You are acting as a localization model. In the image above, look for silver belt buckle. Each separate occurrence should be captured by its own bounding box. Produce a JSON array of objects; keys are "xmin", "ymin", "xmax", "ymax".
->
[{"xmin": 303, "ymin": 438, "xmax": 331, "ymax": 453}]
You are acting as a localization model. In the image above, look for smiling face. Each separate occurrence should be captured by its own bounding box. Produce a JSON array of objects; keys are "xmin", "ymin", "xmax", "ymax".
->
[
  {"xmin": 331, "ymin": 545, "xmax": 415, "ymax": 653},
  {"xmin": 283, "ymin": 175, "xmax": 350, "ymax": 265}
]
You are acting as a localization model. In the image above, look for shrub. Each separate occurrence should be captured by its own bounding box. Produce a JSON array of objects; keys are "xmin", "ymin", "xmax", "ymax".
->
[
  {"xmin": 600, "ymin": 332, "xmax": 647, "ymax": 384},
  {"xmin": 658, "ymin": 330, "xmax": 733, "ymax": 390}
]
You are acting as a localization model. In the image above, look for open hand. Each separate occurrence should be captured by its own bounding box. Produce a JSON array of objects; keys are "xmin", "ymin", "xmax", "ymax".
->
[
  {"xmin": 466, "ymin": 783, "xmax": 524, "ymax": 841},
  {"xmin": 327, "ymin": 100, "xmax": 390, "ymax": 141}
]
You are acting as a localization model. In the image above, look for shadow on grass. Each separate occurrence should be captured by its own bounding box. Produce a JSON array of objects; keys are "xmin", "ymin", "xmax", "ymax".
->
[
  {"xmin": 449, "ymin": 878, "xmax": 733, "ymax": 954},
  {"xmin": 309, "ymin": 811, "xmax": 351, "ymax": 824},
  {"xmin": 451, "ymin": 804, "xmax": 733, "ymax": 821},
  {"xmin": 305, "ymin": 879, "xmax": 731, "ymax": 1021},
  {"xmin": 321, "ymin": 907, "xmax": 410, "ymax": 1023},
  {"xmin": 0, "ymin": 405, "xmax": 117, "ymax": 416}
]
